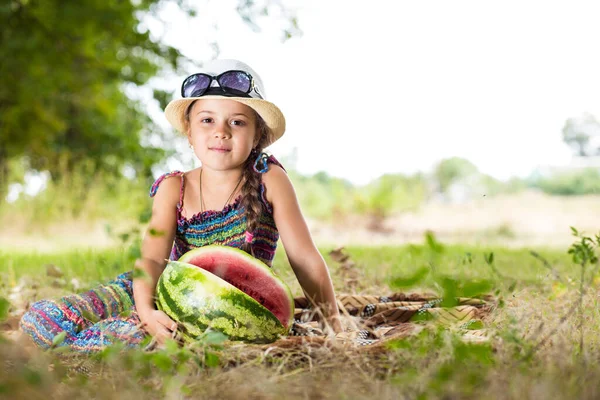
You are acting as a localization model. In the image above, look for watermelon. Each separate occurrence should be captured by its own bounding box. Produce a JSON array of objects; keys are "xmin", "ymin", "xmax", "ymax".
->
[
  {"xmin": 155, "ymin": 246, "xmax": 294, "ymax": 343},
  {"xmin": 178, "ymin": 246, "xmax": 294, "ymax": 329}
]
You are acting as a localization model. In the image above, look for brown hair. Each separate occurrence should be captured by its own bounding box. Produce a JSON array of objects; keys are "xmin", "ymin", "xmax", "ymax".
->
[
  {"xmin": 184, "ymin": 101, "xmax": 274, "ymax": 254},
  {"xmin": 239, "ymin": 113, "xmax": 273, "ymax": 254}
]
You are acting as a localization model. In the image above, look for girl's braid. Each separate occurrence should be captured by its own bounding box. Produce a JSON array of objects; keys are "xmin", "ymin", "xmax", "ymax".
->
[{"xmin": 240, "ymin": 113, "xmax": 273, "ymax": 254}]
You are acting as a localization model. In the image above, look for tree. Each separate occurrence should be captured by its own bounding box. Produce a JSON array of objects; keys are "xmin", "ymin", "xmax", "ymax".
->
[
  {"xmin": 0, "ymin": 1, "xmax": 177, "ymax": 190},
  {"xmin": 0, "ymin": 0, "xmax": 300, "ymax": 202},
  {"xmin": 562, "ymin": 113, "xmax": 600, "ymax": 157},
  {"xmin": 433, "ymin": 157, "xmax": 478, "ymax": 193}
]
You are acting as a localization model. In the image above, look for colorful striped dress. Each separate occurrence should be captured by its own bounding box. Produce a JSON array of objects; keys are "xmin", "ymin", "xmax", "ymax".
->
[{"xmin": 19, "ymin": 156, "xmax": 283, "ymax": 352}]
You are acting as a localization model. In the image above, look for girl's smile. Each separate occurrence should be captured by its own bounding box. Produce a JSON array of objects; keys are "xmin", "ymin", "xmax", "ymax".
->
[{"xmin": 209, "ymin": 146, "xmax": 231, "ymax": 153}]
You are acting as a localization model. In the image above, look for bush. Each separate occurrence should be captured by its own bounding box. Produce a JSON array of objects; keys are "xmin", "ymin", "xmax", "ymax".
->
[{"xmin": 529, "ymin": 168, "xmax": 600, "ymax": 195}]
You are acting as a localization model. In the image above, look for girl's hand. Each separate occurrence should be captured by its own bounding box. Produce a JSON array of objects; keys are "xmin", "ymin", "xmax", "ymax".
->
[
  {"xmin": 139, "ymin": 309, "xmax": 178, "ymax": 345},
  {"xmin": 328, "ymin": 315, "xmax": 344, "ymax": 335}
]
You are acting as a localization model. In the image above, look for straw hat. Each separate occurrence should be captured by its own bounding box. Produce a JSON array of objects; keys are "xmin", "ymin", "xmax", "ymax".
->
[{"xmin": 164, "ymin": 59, "xmax": 286, "ymax": 146}]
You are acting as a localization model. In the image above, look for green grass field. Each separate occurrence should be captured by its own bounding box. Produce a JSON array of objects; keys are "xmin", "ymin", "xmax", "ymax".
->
[{"xmin": 2, "ymin": 234, "xmax": 600, "ymax": 399}]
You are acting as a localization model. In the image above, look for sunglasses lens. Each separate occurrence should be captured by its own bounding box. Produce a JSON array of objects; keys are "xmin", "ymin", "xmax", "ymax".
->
[
  {"xmin": 218, "ymin": 71, "xmax": 251, "ymax": 94},
  {"xmin": 182, "ymin": 74, "xmax": 211, "ymax": 97}
]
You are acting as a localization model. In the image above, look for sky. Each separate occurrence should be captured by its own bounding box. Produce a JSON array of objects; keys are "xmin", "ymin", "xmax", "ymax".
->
[{"xmin": 146, "ymin": 0, "xmax": 600, "ymax": 185}]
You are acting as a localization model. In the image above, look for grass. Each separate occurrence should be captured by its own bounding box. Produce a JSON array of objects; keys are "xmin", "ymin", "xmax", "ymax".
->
[{"xmin": 1, "ymin": 235, "xmax": 600, "ymax": 399}]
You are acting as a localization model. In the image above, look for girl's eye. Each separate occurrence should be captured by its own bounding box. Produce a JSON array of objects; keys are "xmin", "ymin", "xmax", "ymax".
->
[
  {"xmin": 231, "ymin": 120, "xmax": 246, "ymax": 126},
  {"xmin": 201, "ymin": 118, "xmax": 213, "ymax": 123}
]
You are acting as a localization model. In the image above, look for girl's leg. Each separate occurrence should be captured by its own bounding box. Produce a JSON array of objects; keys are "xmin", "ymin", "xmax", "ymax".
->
[
  {"xmin": 19, "ymin": 272, "xmax": 146, "ymax": 351},
  {"xmin": 68, "ymin": 311, "xmax": 147, "ymax": 353}
]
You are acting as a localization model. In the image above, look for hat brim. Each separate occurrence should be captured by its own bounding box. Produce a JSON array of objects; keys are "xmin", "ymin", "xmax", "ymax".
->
[{"xmin": 164, "ymin": 96, "xmax": 286, "ymax": 147}]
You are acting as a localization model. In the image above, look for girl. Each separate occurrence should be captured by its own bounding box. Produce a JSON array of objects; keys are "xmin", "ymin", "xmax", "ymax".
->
[{"xmin": 19, "ymin": 59, "xmax": 342, "ymax": 352}]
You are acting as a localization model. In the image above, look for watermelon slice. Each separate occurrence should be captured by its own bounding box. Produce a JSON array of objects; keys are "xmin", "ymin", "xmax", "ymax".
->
[
  {"xmin": 156, "ymin": 260, "xmax": 289, "ymax": 343},
  {"xmin": 178, "ymin": 245, "xmax": 294, "ymax": 330}
]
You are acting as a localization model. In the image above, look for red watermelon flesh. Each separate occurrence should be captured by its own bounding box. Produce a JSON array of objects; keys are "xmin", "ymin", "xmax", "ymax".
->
[{"xmin": 178, "ymin": 245, "xmax": 294, "ymax": 329}]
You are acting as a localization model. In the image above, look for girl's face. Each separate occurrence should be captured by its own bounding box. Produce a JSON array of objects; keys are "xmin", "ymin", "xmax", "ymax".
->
[{"xmin": 187, "ymin": 99, "xmax": 258, "ymax": 172}]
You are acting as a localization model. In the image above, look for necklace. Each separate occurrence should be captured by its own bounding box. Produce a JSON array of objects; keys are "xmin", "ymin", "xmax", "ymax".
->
[{"xmin": 198, "ymin": 168, "xmax": 244, "ymax": 213}]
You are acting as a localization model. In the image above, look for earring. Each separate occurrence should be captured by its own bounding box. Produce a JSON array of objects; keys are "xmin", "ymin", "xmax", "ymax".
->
[
  {"xmin": 189, "ymin": 143, "xmax": 194, "ymax": 150},
  {"xmin": 253, "ymin": 152, "xmax": 269, "ymax": 174}
]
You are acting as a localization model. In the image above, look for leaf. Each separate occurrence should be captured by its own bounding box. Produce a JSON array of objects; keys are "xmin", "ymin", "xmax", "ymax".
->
[
  {"xmin": 81, "ymin": 309, "xmax": 101, "ymax": 324},
  {"xmin": 0, "ymin": 297, "xmax": 10, "ymax": 321},
  {"xmin": 463, "ymin": 252, "xmax": 473, "ymax": 265},
  {"xmin": 425, "ymin": 231, "xmax": 444, "ymax": 254},
  {"xmin": 411, "ymin": 310, "xmax": 434, "ymax": 322},
  {"xmin": 22, "ymin": 367, "xmax": 43, "ymax": 386},
  {"xmin": 462, "ymin": 320, "xmax": 485, "ymax": 330},
  {"xmin": 460, "ymin": 279, "xmax": 494, "ymax": 298},
  {"xmin": 138, "ymin": 209, "xmax": 152, "ymax": 224},
  {"xmin": 149, "ymin": 228, "xmax": 165, "ymax": 237},
  {"xmin": 132, "ymin": 268, "xmax": 151, "ymax": 284},
  {"xmin": 51, "ymin": 331, "xmax": 67, "ymax": 348},
  {"xmin": 454, "ymin": 341, "xmax": 494, "ymax": 365},
  {"xmin": 204, "ymin": 351, "xmax": 220, "ymax": 368},
  {"xmin": 440, "ymin": 277, "xmax": 458, "ymax": 307},
  {"xmin": 152, "ymin": 352, "xmax": 172, "ymax": 372},
  {"xmin": 164, "ymin": 338, "xmax": 180, "ymax": 354},
  {"xmin": 389, "ymin": 266, "xmax": 429, "ymax": 289},
  {"xmin": 201, "ymin": 330, "xmax": 228, "ymax": 346},
  {"xmin": 385, "ymin": 338, "xmax": 412, "ymax": 350},
  {"xmin": 128, "ymin": 245, "xmax": 142, "ymax": 260},
  {"xmin": 571, "ymin": 226, "xmax": 579, "ymax": 237},
  {"xmin": 484, "ymin": 252, "xmax": 494, "ymax": 265}
]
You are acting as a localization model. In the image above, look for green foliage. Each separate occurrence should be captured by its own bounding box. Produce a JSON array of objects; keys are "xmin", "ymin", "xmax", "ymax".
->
[
  {"xmin": 3, "ymin": 242, "xmax": 600, "ymax": 399},
  {"xmin": 288, "ymin": 169, "xmax": 428, "ymax": 222},
  {"xmin": 389, "ymin": 266, "xmax": 430, "ymax": 289},
  {"xmin": 0, "ymin": 0, "xmax": 178, "ymax": 186},
  {"xmin": 433, "ymin": 157, "xmax": 479, "ymax": 193},
  {"xmin": 0, "ymin": 0, "xmax": 302, "ymax": 204},
  {"xmin": 529, "ymin": 168, "xmax": 600, "ymax": 196},
  {"xmin": 51, "ymin": 331, "xmax": 67, "ymax": 349},
  {"xmin": 567, "ymin": 227, "xmax": 600, "ymax": 266},
  {"xmin": 389, "ymin": 233, "xmax": 495, "ymax": 307},
  {"xmin": 353, "ymin": 173, "xmax": 427, "ymax": 219},
  {"xmin": 0, "ymin": 297, "xmax": 9, "ymax": 321},
  {"xmin": 288, "ymin": 170, "xmax": 355, "ymax": 220},
  {"xmin": 0, "ymin": 166, "xmax": 152, "ymax": 225}
]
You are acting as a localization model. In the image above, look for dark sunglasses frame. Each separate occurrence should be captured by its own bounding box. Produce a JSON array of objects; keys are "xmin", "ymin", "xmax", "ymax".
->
[{"xmin": 180, "ymin": 70, "xmax": 258, "ymax": 98}]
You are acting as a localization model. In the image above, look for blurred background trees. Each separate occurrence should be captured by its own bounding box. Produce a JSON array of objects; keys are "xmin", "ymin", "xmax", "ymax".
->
[
  {"xmin": 0, "ymin": 0, "xmax": 299, "ymax": 205},
  {"xmin": 1, "ymin": 0, "xmax": 600, "ymax": 231},
  {"xmin": 0, "ymin": 0, "xmax": 179, "ymax": 202},
  {"xmin": 562, "ymin": 113, "xmax": 600, "ymax": 157}
]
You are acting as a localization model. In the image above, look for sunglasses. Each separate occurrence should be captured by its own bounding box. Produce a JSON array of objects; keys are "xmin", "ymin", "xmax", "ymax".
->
[{"xmin": 180, "ymin": 70, "xmax": 262, "ymax": 99}]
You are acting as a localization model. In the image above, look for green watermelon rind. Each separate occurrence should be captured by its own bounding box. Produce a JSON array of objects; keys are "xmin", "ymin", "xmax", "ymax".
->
[
  {"xmin": 156, "ymin": 260, "xmax": 287, "ymax": 344},
  {"xmin": 178, "ymin": 245, "xmax": 295, "ymax": 328}
]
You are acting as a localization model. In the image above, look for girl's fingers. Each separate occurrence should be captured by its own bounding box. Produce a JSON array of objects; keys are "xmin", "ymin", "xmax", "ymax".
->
[
  {"xmin": 154, "ymin": 328, "xmax": 172, "ymax": 344},
  {"xmin": 156, "ymin": 313, "xmax": 177, "ymax": 331}
]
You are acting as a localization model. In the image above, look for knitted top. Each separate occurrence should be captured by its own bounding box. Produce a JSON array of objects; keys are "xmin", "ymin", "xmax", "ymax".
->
[{"xmin": 149, "ymin": 156, "xmax": 283, "ymax": 266}]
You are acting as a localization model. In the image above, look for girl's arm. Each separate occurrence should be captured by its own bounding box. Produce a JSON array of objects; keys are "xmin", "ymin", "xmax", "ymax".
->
[
  {"xmin": 263, "ymin": 166, "xmax": 342, "ymax": 333},
  {"xmin": 133, "ymin": 175, "xmax": 179, "ymax": 320}
]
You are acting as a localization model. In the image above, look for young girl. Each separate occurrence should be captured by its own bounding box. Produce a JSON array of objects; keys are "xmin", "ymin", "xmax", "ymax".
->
[{"xmin": 19, "ymin": 59, "xmax": 342, "ymax": 352}]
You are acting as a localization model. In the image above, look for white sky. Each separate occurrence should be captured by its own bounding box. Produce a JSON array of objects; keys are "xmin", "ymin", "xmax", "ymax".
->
[{"xmin": 146, "ymin": 0, "xmax": 600, "ymax": 185}]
